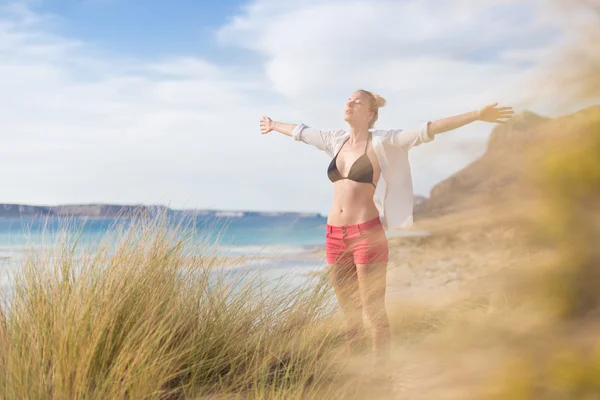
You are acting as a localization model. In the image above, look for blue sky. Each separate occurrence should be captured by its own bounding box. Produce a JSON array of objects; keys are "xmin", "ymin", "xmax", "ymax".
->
[
  {"xmin": 39, "ymin": 0, "xmax": 248, "ymax": 59},
  {"xmin": 0, "ymin": 0, "xmax": 587, "ymax": 215}
]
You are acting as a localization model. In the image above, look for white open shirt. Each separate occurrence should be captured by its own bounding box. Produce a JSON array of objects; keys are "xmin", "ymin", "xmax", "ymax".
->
[{"xmin": 291, "ymin": 122, "xmax": 434, "ymax": 232}]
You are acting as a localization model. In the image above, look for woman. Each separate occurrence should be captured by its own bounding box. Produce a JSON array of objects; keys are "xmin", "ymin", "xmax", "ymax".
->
[{"xmin": 259, "ymin": 90, "xmax": 513, "ymax": 363}]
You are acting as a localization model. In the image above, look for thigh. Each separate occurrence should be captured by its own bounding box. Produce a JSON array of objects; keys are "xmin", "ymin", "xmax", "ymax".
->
[
  {"xmin": 328, "ymin": 260, "xmax": 363, "ymax": 317},
  {"xmin": 326, "ymin": 231, "xmax": 358, "ymax": 294},
  {"xmin": 349, "ymin": 226, "xmax": 389, "ymax": 302},
  {"xmin": 328, "ymin": 261, "xmax": 358, "ymax": 287},
  {"xmin": 355, "ymin": 262, "xmax": 388, "ymax": 306}
]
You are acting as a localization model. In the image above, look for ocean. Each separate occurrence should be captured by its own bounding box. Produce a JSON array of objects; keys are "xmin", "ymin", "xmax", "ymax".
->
[{"xmin": 0, "ymin": 214, "xmax": 330, "ymax": 293}]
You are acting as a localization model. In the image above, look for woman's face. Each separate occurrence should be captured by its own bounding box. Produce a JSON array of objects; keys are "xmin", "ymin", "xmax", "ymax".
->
[{"xmin": 343, "ymin": 90, "xmax": 374, "ymax": 127}]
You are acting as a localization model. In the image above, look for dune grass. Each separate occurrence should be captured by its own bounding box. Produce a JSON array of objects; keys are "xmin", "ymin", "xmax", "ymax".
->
[{"xmin": 0, "ymin": 212, "xmax": 361, "ymax": 399}]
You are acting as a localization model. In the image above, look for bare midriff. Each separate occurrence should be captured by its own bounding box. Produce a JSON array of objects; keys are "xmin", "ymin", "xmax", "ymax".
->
[{"xmin": 326, "ymin": 181, "xmax": 380, "ymax": 226}]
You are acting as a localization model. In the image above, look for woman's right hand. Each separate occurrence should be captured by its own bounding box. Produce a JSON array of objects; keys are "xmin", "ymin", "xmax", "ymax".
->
[{"xmin": 260, "ymin": 116, "xmax": 274, "ymax": 134}]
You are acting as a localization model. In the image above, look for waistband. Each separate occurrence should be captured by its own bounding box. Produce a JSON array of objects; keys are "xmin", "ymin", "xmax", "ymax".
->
[{"xmin": 326, "ymin": 216, "xmax": 382, "ymax": 234}]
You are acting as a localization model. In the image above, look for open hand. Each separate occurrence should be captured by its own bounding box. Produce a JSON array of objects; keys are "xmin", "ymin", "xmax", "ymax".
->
[
  {"xmin": 260, "ymin": 116, "xmax": 274, "ymax": 134},
  {"xmin": 477, "ymin": 103, "xmax": 514, "ymax": 123}
]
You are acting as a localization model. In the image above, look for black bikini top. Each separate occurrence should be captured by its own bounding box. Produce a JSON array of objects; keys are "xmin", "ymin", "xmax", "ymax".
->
[{"xmin": 327, "ymin": 134, "xmax": 376, "ymax": 188}]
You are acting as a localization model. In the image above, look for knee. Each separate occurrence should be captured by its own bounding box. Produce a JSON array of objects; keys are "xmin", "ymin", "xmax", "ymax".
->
[{"xmin": 363, "ymin": 302, "xmax": 389, "ymax": 328}]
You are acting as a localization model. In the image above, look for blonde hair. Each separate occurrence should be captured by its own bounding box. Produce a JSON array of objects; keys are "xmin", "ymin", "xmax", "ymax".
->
[{"xmin": 358, "ymin": 89, "xmax": 387, "ymax": 129}]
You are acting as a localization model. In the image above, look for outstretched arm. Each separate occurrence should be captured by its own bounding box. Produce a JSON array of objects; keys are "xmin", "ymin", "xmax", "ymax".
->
[
  {"xmin": 429, "ymin": 102, "xmax": 514, "ymax": 136},
  {"xmin": 387, "ymin": 102, "xmax": 515, "ymax": 149},
  {"xmin": 259, "ymin": 116, "xmax": 343, "ymax": 156},
  {"xmin": 260, "ymin": 116, "xmax": 297, "ymax": 137}
]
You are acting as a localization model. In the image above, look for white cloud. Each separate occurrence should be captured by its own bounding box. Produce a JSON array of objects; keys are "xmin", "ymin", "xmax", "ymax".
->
[{"xmin": 0, "ymin": 0, "xmax": 578, "ymax": 214}]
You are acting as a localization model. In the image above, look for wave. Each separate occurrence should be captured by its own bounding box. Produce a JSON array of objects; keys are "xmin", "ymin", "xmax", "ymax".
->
[
  {"xmin": 218, "ymin": 244, "xmax": 320, "ymax": 256},
  {"xmin": 224, "ymin": 257, "xmax": 325, "ymax": 272}
]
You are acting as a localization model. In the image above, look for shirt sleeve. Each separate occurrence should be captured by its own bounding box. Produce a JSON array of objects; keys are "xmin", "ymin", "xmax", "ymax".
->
[
  {"xmin": 385, "ymin": 121, "xmax": 434, "ymax": 149},
  {"xmin": 291, "ymin": 123, "xmax": 343, "ymax": 156}
]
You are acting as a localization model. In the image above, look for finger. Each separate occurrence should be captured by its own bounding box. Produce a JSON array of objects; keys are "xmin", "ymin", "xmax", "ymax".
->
[
  {"xmin": 497, "ymin": 107, "xmax": 513, "ymax": 111},
  {"xmin": 488, "ymin": 102, "xmax": 499, "ymax": 108}
]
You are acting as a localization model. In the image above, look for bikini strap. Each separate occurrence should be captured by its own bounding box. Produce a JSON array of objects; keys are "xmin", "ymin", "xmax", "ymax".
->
[
  {"xmin": 364, "ymin": 132, "xmax": 371, "ymax": 153},
  {"xmin": 334, "ymin": 137, "xmax": 350, "ymax": 158}
]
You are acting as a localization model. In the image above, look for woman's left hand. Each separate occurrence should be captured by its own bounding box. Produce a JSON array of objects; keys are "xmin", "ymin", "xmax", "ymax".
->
[{"xmin": 477, "ymin": 102, "xmax": 515, "ymax": 123}]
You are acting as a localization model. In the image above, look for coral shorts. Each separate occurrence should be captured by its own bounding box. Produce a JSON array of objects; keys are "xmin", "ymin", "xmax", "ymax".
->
[{"xmin": 325, "ymin": 216, "xmax": 389, "ymax": 265}]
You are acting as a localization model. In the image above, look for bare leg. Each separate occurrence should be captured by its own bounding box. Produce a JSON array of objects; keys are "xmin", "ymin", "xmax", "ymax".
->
[
  {"xmin": 355, "ymin": 262, "xmax": 391, "ymax": 364},
  {"xmin": 328, "ymin": 259, "xmax": 365, "ymax": 353}
]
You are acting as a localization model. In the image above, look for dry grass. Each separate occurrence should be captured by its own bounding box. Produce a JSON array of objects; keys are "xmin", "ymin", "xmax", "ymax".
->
[{"xmin": 0, "ymin": 212, "xmax": 360, "ymax": 399}]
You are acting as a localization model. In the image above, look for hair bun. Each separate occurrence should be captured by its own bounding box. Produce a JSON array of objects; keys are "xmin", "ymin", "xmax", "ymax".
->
[{"xmin": 374, "ymin": 94, "xmax": 387, "ymax": 108}]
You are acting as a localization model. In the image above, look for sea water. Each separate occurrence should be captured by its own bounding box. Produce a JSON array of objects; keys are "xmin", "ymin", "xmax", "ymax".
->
[{"xmin": 0, "ymin": 214, "xmax": 329, "ymax": 295}]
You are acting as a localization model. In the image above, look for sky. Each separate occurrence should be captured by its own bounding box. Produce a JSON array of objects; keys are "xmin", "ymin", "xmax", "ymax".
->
[{"xmin": 0, "ymin": 0, "xmax": 592, "ymax": 215}]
